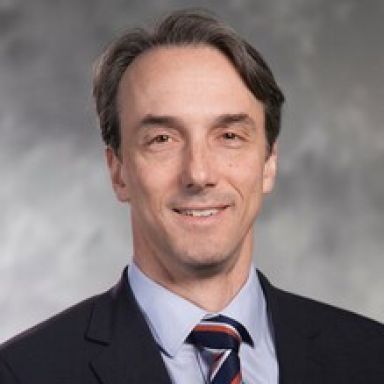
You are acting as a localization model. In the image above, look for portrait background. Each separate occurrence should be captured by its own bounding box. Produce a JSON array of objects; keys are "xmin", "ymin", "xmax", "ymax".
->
[{"xmin": 1, "ymin": 0, "xmax": 383, "ymax": 342}]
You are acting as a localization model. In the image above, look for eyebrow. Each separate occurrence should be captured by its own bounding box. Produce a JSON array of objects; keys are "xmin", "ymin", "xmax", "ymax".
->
[
  {"xmin": 137, "ymin": 115, "xmax": 182, "ymax": 130},
  {"xmin": 136, "ymin": 112, "xmax": 256, "ymax": 131},
  {"xmin": 212, "ymin": 113, "xmax": 256, "ymax": 129}
]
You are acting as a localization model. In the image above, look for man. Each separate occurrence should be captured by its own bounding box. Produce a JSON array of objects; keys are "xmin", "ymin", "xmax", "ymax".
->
[{"xmin": 1, "ymin": 9, "xmax": 383, "ymax": 384}]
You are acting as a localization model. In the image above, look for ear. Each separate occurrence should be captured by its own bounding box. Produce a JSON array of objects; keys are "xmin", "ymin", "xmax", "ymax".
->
[
  {"xmin": 105, "ymin": 147, "xmax": 130, "ymax": 202},
  {"xmin": 262, "ymin": 142, "xmax": 278, "ymax": 194}
]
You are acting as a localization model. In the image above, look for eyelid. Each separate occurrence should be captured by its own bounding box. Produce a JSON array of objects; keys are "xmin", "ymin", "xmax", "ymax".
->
[
  {"xmin": 144, "ymin": 129, "xmax": 183, "ymax": 148},
  {"xmin": 221, "ymin": 129, "xmax": 244, "ymax": 139},
  {"xmin": 221, "ymin": 132, "xmax": 238, "ymax": 140},
  {"xmin": 147, "ymin": 133, "xmax": 171, "ymax": 144},
  {"xmin": 144, "ymin": 125, "xmax": 178, "ymax": 136}
]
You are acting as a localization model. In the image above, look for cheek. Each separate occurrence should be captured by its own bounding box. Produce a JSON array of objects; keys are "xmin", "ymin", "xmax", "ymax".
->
[
  {"xmin": 226, "ymin": 155, "xmax": 265, "ymax": 195},
  {"xmin": 127, "ymin": 159, "xmax": 177, "ymax": 205}
]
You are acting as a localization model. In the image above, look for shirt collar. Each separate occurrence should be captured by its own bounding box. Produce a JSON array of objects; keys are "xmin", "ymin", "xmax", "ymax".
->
[
  {"xmin": 219, "ymin": 267, "xmax": 266, "ymax": 349},
  {"xmin": 128, "ymin": 262, "xmax": 267, "ymax": 357}
]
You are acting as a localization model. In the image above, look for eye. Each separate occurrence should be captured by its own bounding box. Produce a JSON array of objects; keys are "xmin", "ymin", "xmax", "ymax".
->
[
  {"xmin": 218, "ymin": 130, "xmax": 246, "ymax": 148},
  {"xmin": 149, "ymin": 134, "xmax": 172, "ymax": 144},
  {"xmin": 223, "ymin": 132, "xmax": 239, "ymax": 140}
]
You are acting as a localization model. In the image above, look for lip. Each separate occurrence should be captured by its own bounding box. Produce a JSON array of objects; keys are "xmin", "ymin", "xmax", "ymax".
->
[
  {"xmin": 172, "ymin": 204, "xmax": 229, "ymax": 212},
  {"xmin": 171, "ymin": 205, "xmax": 230, "ymax": 224}
]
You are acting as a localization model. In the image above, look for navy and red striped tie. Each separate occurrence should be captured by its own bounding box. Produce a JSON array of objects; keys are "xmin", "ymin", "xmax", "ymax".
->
[{"xmin": 187, "ymin": 315, "xmax": 253, "ymax": 384}]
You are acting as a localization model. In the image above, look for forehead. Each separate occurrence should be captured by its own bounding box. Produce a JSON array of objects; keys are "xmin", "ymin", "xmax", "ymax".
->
[{"xmin": 117, "ymin": 45, "xmax": 262, "ymax": 124}]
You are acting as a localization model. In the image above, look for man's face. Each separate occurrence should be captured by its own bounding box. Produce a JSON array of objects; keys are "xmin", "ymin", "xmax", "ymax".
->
[{"xmin": 107, "ymin": 46, "xmax": 277, "ymax": 282}]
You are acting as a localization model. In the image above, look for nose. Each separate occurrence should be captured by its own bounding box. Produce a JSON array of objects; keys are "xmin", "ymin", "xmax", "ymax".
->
[{"xmin": 180, "ymin": 141, "xmax": 218, "ymax": 192}]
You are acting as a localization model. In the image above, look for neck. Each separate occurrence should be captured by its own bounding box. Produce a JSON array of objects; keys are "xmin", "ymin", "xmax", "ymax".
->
[
  {"xmin": 167, "ymin": 261, "xmax": 252, "ymax": 312},
  {"xmin": 134, "ymin": 241, "xmax": 253, "ymax": 312}
]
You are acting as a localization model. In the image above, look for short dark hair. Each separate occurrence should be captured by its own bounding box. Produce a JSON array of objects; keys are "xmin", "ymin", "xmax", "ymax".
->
[{"xmin": 93, "ymin": 9, "xmax": 285, "ymax": 155}]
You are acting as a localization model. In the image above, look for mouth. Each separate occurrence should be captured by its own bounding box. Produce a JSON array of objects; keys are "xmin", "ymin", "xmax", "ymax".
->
[{"xmin": 172, "ymin": 206, "xmax": 229, "ymax": 217}]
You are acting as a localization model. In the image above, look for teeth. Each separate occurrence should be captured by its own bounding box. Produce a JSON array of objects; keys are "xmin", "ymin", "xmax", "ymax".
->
[{"xmin": 178, "ymin": 209, "xmax": 220, "ymax": 217}]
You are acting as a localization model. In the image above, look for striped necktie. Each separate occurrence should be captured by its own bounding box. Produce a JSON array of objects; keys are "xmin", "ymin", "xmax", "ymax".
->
[{"xmin": 187, "ymin": 315, "xmax": 253, "ymax": 384}]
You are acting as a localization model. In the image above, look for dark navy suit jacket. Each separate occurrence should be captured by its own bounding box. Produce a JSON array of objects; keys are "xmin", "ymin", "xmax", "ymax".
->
[{"xmin": 1, "ymin": 268, "xmax": 384, "ymax": 383}]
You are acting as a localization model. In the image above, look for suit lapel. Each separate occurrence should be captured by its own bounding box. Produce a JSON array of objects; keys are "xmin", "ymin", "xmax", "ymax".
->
[
  {"xmin": 83, "ymin": 267, "xmax": 329, "ymax": 383},
  {"xmin": 86, "ymin": 268, "xmax": 171, "ymax": 384},
  {"xmin": 257, "ymin": 271, "xmax": 325, "ymax": 384}
]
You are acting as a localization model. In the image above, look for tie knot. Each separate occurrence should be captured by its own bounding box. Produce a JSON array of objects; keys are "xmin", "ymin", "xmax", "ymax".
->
[{"xmin": 188, "ymin": 314, "xmax": 252, "ymax": 352}]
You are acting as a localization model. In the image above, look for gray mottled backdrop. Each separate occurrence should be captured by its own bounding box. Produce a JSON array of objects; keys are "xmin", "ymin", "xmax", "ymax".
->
[{"xmin": 1, "ymin": 0, "xmax": 383, "ymax": 342}]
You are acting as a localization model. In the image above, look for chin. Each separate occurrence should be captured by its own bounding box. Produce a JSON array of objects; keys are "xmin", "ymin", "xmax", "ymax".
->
[{"xmin": 180, "ymin": 250, "xmax": 235, "ymax": 277}]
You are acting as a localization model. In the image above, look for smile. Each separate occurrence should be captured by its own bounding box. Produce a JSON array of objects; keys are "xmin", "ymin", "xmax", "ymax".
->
[{"xmin": 173, "ymin": 206, "xmax": 228, "ymax": 217}]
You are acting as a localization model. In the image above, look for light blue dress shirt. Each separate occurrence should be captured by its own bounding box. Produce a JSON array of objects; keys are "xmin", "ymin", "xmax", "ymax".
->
[{"xmin": 128, "ymin": 263, "xmax": 278, "ymax": 384}]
